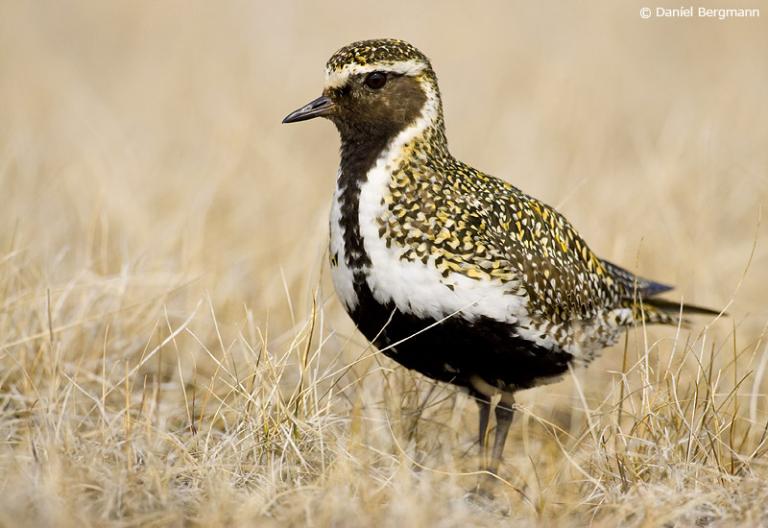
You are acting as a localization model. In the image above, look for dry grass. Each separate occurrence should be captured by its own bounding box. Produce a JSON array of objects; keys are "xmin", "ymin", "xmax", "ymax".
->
[{"xmin": 1, "ymin": 1, "xmax": 767, "ymax": 526}]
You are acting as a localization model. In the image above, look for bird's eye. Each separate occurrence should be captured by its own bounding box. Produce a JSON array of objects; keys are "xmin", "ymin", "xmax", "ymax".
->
[{"xmin": 364, "ymin": 72, "xmax": 387, "ymax": 90}]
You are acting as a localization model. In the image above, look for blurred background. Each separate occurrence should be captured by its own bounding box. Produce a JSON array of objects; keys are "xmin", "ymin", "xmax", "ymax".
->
[
  {"xmin": 0, "ymin": 1, "xmax": 767, "ymax": 524},
  {"xmin": 3, "ymin": 0, "xmax": 766, "ymax": 380}
]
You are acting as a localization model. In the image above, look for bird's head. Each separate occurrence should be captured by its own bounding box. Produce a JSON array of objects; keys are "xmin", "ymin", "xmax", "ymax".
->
[{"xmin": 283, "ymin": 39, "xmax": 444, "ymax": 143}]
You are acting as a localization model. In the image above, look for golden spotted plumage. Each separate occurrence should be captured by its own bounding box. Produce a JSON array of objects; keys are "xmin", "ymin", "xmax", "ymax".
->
[
  {"xmin": 378, "ymin": 150, "xmax": 619, "ymax": 325},
  {"xmin": 284, "ymin": 38, "xmax": 721, "ymax": 475}
]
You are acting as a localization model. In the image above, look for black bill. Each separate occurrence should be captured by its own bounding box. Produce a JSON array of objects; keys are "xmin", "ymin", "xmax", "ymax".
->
[{"xmin": 282, "ymin": 95, "xmax": 335, "ymax": 123}]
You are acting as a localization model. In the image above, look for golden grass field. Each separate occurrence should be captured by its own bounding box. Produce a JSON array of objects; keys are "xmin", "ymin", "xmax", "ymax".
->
[{"xmin": 1, "ymin": 1, "xmax": 767, "ymax": 526}]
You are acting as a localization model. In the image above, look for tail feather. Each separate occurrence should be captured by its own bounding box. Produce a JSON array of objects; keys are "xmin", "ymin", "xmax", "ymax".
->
[
  {"xmin": 641, "ymin": 297, "xmax": 723, "ymax": 317},
  {"xmin": 601, "ymin": 259, "xmax": 673, "ymax": 297},
  {"xmin": 634, "ymin": 297, "xmax": 724, "ymax": 326},
  {"xmin": 602, "ymin": 259, "xmax": 723, "ymax": 326}
]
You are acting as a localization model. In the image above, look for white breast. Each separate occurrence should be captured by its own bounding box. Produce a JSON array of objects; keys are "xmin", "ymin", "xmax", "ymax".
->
[{"xmin": 355, "ymin": 116, "xmax": 528, "ymax": 325}]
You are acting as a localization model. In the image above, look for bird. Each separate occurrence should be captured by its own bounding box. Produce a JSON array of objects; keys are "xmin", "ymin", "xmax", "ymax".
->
[{"xmin": 282, "ymin": 38, "xmax": 720, "ymax": 475}]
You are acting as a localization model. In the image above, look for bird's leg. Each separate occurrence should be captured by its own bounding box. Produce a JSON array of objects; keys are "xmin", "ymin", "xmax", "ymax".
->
[
  {"xmin": 488, "ymin": 394, "xmax": 515, "ymax": 475},
  {"xmin": 476, "ymin": 397, "xmax": 491, "ymax": 467}
]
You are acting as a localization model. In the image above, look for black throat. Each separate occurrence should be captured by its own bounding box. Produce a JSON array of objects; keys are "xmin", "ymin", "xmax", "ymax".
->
[{"xmin": 335, "ymin": 134, "xmax": 395, "ymax": 272}]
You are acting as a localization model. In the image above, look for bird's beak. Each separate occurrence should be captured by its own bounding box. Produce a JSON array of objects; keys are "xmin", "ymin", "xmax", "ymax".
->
[{"xmin": 282, "ymin": 95, "xmax": 335, "ymax": 124}]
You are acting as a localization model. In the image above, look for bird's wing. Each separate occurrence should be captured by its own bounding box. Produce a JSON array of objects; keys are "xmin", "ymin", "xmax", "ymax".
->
[
  {"xmin": 452, "ymin": 172, "xmax": 719, "ymax": 327},
  {"xmin": 468, "ymin": 178, "xmax": 620, "ymax": 323}
]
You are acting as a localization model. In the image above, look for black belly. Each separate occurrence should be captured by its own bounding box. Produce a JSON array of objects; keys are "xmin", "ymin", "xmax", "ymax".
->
[{"xmin": 348, "ymin": 279, "xmax": 574, "ymax": 392}]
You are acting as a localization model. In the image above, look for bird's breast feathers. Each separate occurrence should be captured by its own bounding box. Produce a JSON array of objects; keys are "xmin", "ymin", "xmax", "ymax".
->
[
  {"xmin": 359, "ymin": 163, "xmax": 527, "ymax": 321},
  {"xmin": 328, "ymin": 107, "xmax": 628, "ymax": 359}
]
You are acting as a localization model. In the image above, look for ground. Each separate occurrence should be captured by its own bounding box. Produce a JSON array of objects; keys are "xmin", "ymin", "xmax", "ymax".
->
[{"xmin": 1, "ymin": 2, "xmax": 767, "ymax": 526}]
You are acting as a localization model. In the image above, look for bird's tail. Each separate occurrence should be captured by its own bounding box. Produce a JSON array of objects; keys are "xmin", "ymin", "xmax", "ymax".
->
[
  {"xmin": 601, "ymin": 259, "xmax": 723, "ymax": 326},
  {"xmin": 634, "ymin": 297, "xmax": 723, "ymax": 326}
]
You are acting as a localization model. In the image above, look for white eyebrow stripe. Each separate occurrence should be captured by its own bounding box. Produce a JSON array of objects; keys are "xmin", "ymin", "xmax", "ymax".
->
[{"xmin": 324, "ymin": 59, "xmax": 427, "ymax": 89}]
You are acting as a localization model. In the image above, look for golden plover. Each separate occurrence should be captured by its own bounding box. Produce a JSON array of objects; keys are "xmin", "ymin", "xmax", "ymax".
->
[{"xmin": 283, "ymin": 39, "xmax": 719, "ymax": 474}]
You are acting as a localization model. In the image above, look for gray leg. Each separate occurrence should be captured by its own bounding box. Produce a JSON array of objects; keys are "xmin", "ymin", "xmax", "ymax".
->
[
  {"xmin": 488, "ymin": 399, "xmax": 515, "ymax": 474},
  {"xmin": 476, "ymin": 398, "xmax": 491, "ymax": 464}
]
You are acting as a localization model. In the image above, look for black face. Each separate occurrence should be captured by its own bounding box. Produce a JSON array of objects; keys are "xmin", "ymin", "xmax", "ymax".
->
[{"xmin": 324, "ymin": 71, "xmax": 427, "ymax": 142}]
